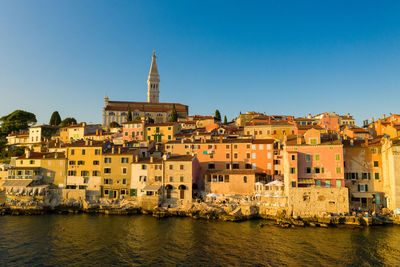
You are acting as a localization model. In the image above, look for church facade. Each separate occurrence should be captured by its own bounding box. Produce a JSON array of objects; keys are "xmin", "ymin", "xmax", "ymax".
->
[{"xmin": 102, "ymin": 51, "xmax": 189, "ymax": 126}]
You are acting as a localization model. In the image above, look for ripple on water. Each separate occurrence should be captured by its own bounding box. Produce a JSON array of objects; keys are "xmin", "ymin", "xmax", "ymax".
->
[{"xmin": 0, "ymin": 215, "xmax": 400, "ymax": 266}]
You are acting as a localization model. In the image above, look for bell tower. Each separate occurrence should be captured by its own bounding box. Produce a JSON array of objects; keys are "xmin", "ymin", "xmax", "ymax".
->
[{"xmin": 147, "ymin": 50, "xmax": 160, "ymax": 103}]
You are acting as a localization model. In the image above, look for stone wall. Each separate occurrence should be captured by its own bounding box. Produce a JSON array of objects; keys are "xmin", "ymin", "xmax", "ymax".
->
[{"xmin": 288, "ymin": 187, "xmax": 349, "ymax": 217}]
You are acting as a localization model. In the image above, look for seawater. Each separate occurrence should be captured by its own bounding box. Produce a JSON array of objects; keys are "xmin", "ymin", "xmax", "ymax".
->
[{"xmin": 0, "ymin": 215, "xmax": 399, "ymax": 266}]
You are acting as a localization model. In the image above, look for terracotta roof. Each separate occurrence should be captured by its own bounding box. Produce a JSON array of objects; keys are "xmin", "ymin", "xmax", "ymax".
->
[{"xmin": 17, "ymin": 152, "xmax": 66, "ymax": 160}]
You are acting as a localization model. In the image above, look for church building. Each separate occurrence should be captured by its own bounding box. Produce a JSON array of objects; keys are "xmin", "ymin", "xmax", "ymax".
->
[{"xmin": 102, "ymin": 51, "xmax": 189, "ymax": 126}]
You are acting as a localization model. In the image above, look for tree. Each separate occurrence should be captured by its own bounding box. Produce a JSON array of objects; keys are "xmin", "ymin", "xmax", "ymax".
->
[
  {"xmin": 49, "ymin": 111, "xmax": 62, "ymax": 126},
  {"xmin": 126, "ymin": 106, "xmax": 133, "ymax": 122},
  {"xmin": 133, "ymin": 115, "xmax": 141, "ymax": 121},
  {"xmin": 170, "ymin": 104, "xmax": 178, "ymax": 122},
  {"xmin": 214, "ymin": 109, "xmax": 221, "ymax": 122},
  {"xmin": 223, "ymin": 116, "xmax": 228, "ymax": 125},
  {"xmin": 109, "ymin": 121, "xmax": 120, "ymax": 128},
  {"xmin": 59, "ymin": 117, "xmax": 77, "ymax": 127},
  {"xmin": 0, "ymin": 110, "xmax": 37, "ymax": 136}
]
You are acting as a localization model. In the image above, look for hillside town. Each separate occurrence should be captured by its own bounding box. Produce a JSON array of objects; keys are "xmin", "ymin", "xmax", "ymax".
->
[{"xmin": 1, "ymin": 52, "xmax": 400, "ymax": 223}]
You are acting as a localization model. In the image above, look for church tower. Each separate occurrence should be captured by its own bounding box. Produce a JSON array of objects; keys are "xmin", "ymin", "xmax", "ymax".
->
[{"xmin": 147, "ymin": 50, "xmax": 160, "ymax": 103}]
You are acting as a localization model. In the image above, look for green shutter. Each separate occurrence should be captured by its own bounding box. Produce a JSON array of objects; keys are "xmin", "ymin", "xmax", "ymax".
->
[
  {"xmin": 130, "ymin": 189, "xmax": 134, "ymax": 196},
  {"xmin": 365, "ymin": 185, "xmax": 368, "ymax": 192},
  {"xmin": 109, "ymin": 190, "xmax": 113, "ymax": 199},
  {"xmin": 358, "ymin": 184, "xmax": 361, "ymax": 192}
]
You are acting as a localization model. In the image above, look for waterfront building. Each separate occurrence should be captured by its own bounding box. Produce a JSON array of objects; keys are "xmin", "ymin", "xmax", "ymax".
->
[
  {"xmin": 343, "ymin": 138, "xmax": 385, "ymax": 211},
  {"xmin": 102, "ymin": 52, "xmax": 189, "ymax": 126},
  {"xmin": 131, "ymin": 155, "xmax": 198, "ymax": 208},
  {"xmin": 381, "ymin": 136, "xmax": 400, "ymax": 210},
  {"xmin": 204, "ymin": 169, "xmax": 267, "ymax": 196},
  {"xmin": 283, "ymin": 128, "xmax": 345, "ymax": 189}
]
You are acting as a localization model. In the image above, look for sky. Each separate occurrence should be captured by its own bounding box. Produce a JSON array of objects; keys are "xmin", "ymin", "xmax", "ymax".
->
[{"xmin": 1, "ymin": 1, "xmax": 400, "ymax": 125}]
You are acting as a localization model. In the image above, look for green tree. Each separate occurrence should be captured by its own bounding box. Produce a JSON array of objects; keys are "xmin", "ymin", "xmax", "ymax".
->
[
  {"xmin": 109, "ymin": 121, "xmax": 120, "ymax": 128},
  {"xmin": 49, "ymin": 111, "xmax": 62, "ymax": 126},
  {"xmin": 0, "ymin": 110, "xmax": 37, "ymax": 136},
  {"xmin": 214, "ymin": 109, "xmax": 221, "ymax": 122},
  {"xmin": 170, "ymin": 104, "xmax": 178, "ymax": 122},
  {"xmin": 126, "ymin": 106, "xmax": 133, "ymax": 122},
  {"xmin": 133, "ymin": 115, "xmax": 141, "ymax": 121},
  {"xmin": 223, "ymin": 116, "xmax": 228, "ymax": 125},
  {"xmin": 59, "ymin": 117, "xmax": 77, "ymax": 127}
]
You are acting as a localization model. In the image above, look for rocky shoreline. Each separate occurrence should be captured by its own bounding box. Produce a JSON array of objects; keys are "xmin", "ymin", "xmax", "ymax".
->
[{"xmin": 1, "ymin": 202, "xmax": 399, "ymax": 228}]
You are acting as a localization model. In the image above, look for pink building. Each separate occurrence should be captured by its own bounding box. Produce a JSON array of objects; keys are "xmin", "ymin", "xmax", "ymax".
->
[
  {"xmin": 122, "ymin": 120, "xmax": 145, "ymax": 141},
  {"xmin": 284, "ymin": 128, "xmax": 344, "ymax": 188},
  {"xmin": 314, "ymin": 112, "xmax": 340, "ymax": 131}
]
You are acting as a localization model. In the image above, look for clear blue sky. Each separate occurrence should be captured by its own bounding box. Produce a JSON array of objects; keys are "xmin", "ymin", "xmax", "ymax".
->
[{"xmin": 1, "ymin": 1, "xmax": 400, "ymax": 125}]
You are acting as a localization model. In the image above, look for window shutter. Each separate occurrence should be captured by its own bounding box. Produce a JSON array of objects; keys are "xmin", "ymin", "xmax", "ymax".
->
[
  {"xmin": 358, "ymin": 184, "xmax": 361, "ymax": 192},
  {"xmin": 109, "ymin": 190, "xmax": 113, "ymax": 199},
  {"xmin": 365, "ymin": 185, "xmax": 368, "ymax": 192},
  {"xmin": 130, "ymin": 189, "xmax": 134, "ymax": 196}
]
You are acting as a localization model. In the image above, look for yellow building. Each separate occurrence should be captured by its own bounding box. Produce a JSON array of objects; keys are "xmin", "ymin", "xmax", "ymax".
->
[
  {"xmin": 101, "ymin": 146, "xmax": 138, "ymax": 199},
  {"xmin": 145, "ymin": 123, "xmax": 181, "ymax": 143},
  {"xmin": 59, "ymin": 123, "xmax": 102, "ymax": 143},
  {"xmin": 244, "ymin": 122, "xmax": 295, "ymax": 141}
]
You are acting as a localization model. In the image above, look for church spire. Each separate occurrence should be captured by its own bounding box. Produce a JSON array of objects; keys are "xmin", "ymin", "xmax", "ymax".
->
[{"xmin": 147, "ymin": 50, "xmax": 160, "ymax": 103}]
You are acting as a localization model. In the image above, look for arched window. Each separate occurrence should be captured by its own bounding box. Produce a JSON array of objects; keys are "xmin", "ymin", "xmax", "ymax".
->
[
  {"xmin": 243, "ymin": 176, "xmax": 247, "ymax": 183},
  {"xmin": 109, "ymin": 112, "xmax": 115, "ymax": 116}
]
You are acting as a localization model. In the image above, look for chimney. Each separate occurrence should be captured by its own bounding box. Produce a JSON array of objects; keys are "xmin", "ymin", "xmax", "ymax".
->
[
  {"xmin": 350, "ymin": 139, "xmax": 354, "ymax": 146},
  {"xmin": 150, "ymin": 155, "xmax": 154, "ymax": 163},
  {"xmin": 347, "ymin": 113, "xmax": 350, "ymax": 116},
  {"xmin": 89, "ymin": 140, "xmax": 93, "ymax": 146},
  {"xmin": 383, "ymin": 114, "xmax": 386, "ymax": 119},
  {"xmin": 297, "ymin": 135, "xmax": 302, "ymax": 145},
  {"xmin": 85, "ymin": 139, "xmax": 89, "ymax": 146},
  {"xmin": 104, "ymin": 96, "xmax": 109, "ymax": 106},
  {"xmin": 308, "ymin": 113, "xmax": 311, "ymax": 119},
  {"xmin": 181, "ymin": 139, "xmax": 184, "ymax": 144},
  {"xmin": 372, "ymin": 117, "xmax": 375, "ymax": 122},
  {"xmin": 156, "ymin": 144, "xmax": 160, "ymax": 151},
  {"xmin": 54, "ymin": 152, "xmax": 58, "ymax": 159},
  {"xmin": 111, "ymin": 147, "xmax": 115, "ymax": 154},
  {"xmin": 25, "ymin": 148, "xmax": 31, "ymax": 158},
  {"xmin": 135, "ymin": 155, "xmax": 139, "ymax": 162},
  {"xmin": 219, "ymin": 135, "xmax": 223, "ymax": 143},
  {"xmin": 82, "ymin": 122, "xmax": 86, "ymax": 127},
  {"xmin": 118, "ymin": 147, "xmax": 121, "ymax": 154},
  {"xmin": 96, "ymin": 129, "xmax": 99, "ymax": 135}
]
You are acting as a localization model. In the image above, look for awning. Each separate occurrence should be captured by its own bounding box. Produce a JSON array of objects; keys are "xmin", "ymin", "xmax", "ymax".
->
[
  {"xmin": 352, "ymin": 192, "xmax": 374, "ymax": 198},
  {"xmin": 142, "ymin": 185, "xmax": 161, "ymax": 191},
  {"xmin": 1, "ymin": 180, "xmax": 32, "ymax": 187}
]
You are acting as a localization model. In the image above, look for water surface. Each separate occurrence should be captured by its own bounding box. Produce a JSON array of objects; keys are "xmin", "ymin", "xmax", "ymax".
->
[{"xmin": 0, "ymin": 215, "xmax": 399, "ymax": 266}]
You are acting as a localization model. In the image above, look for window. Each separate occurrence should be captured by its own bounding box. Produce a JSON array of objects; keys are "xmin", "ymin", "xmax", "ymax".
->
[
  {"xmin": 95, "ymin": 149, "xmax": 101, "ymax": 155},
  {"xmin": 336, "ymin": 180, "xmax": 342, "ymax": 188},
  {"xmin": 139, "ymin": 176, "xmax": 147, "ymax": 182},
  {"xmin": 267, "ymin": 144, "xmax": 271, "ymax": 150},
  {"xmin": 122, "ymin": 178, "xmax": 127, "ymax": 185},
  {"xmin": 245, "ymin": 163, "xmax": 252, "ymax": 169},
  {"xmin": 246, "ymin": 144, "xmax": 251, "ymax": 149},
  {"xmin": 325, "ymin": 180, "xmax": 331, "ymax": 188},
  {"xmin": 226, "ymin": 153, "xmax": 230, "ymax": 159},
  {"xmin": 68, "ymin": 170, "xmax": 76, "ymax": 176},
  {"xmin": 246, "ymin": 153, "xmax": 251, "ymax": 159},
  {"xmin": 375, "ymin": 172, "xmax": 380, "ymax": 180},
  {"xmin": 259, "ymin": 145, "xmax": 264, "ymax": 150},
  {"xmin": 71, "ymin": 149, "xmax": 75, "ymax": 155},
  {"xmin": 104, "ymin": 158, "xmax": 111, "ymax": 163},
  {"xmin": 315, "ymin": 180, "xmax": 321, "ymax": 187},
  {"xmin": 226, "ymin": 145, "xmax": 230, "ymax": 149},
  {"xmin": 336, "ymin": 167, "xmax": 341, "ymax": 174},
  {"xmin": 290, "ymin": 168, "xmax": 296, "ymax": 174},
  {"xmin": 168, "ymin": 135, "xmax": 171, "ymax": 140},
  {"xmin": 306, "ymin": 167, "xmax": 312, "ymax": 174},
  {"xmin": 30, "ymin": 160, "xmax": 35, "ymax": 164},
  {"xmin": 310, "ymin": 138, "xmax": 317, "ymax": 145},
  {"xmin": 104, "ymin": 168, "xmax": 111, "ymax": 174},
  {"xmin": 314, "ymin": 167, "xmax": 320, "ymax": 174},
  {"xmin": 291, "ymin": 155, "xmax": 296, "ymax": 160},
  {"xmin": 362, "ymin": 173, "xmax": 371, "ymax": 180},
  {"xmin": 82, "ymin": 149, "xmax": 86, "ymax": 155},
  {"xmin": 232, "ymin": 163, "xmax": 239, "ymax": 169},
  {"xmin": 291, "ymin": 181, "xmax": 296, "ymax": 187},
  {"xmin": 335, "ymin": 154, "xmax": 340, "ymax": 161},
  {"xmin": 252, "ymin": 163, "xmax": 256, "ymax": 169},
  {"xmin": 180, "ymin": 176, "xmax": 184, "ymax": 182},
  {"xmin": 93, "ymin": 160, "xmax": 99, "ymax": 165},
  {"xmin": 169, "ymin": 165, "xmax": 173, "ymax": 170},
  {"xmin": 122, "ymin": 168, "xmax": 127, "ymax": 174},
  {"xmin": 226, "ymin": 163, "xmax": 230, "ymax": 169},
  {"xmin": 155, "ymin": 165, "xmax": 162, "ymax": 170},
  {"xmin": 77, "ymin": 161, "xmax": 84, "ymax": 165},
  {"xmin": 69, "ymin": 160, "xmax": 76, "ymax": 165},
  {"xmin": 267, "ymin": 152, "xmax": 272, "ymax": 159},
  {"xmin": 358, "ymin": 184, "xmax": 368, "ymax": 192},
  {"xmin": 243, "ymin": 176, "xmax": 247, "ymax": 183},
  {"xmin": 169, "ymin": 176, "xmax": 174, "ymax": 182},
  {"xmin": 252, "ymin": 144, "xmax": 256, "ymax": 150},
  {"xmin": 142, "ymin": 165, "xmax": 147, "ymax": 170},
  {"xmin": 315, "ymin": 154, "xmax": 320, "ymax": 161},
  {"xmin": 234, "ymin": 145, "xmax": 238, "ymax": 149},
  {"xmin": 208, "ymin": 163, "xmax": 215, "ymax": 169},
  {"xmin": 374, "ymin": 161, "xmax": 379, "ymax": 167},
  {"xmin": 121, "ymin": 157, "xmax": 129, "ymax": 163},
  {"xmin": 155, "ymin": 176, "xmax": 162, "ymax": 182},
  {"xmin": 92, "ymin": 171, "xmax": 99, "ymax": 176},
  {"xmin": 252, "ymin": 153, "xmax": 256, "ymax": 159},
  {"xmin": 83, "ymin": 177, "xmax": 89, "ymax": 184},
  {"xmin": 104, "ymin": 178, "xmax": 112, "ymax": 185},
  {"xmin": 234, "ymin": 153, "xmax": 238, "ymax": 159},
  {"xmin": 180, "ymin": 165, "xmax": 184, "ymax": 170},
  {"xmin": 81, "ymin": 171, "xmax": 89, "ymax": 176},
  {"xmin": 267, "ymin": 163, "xmax": 272, "ymax": 169}
]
